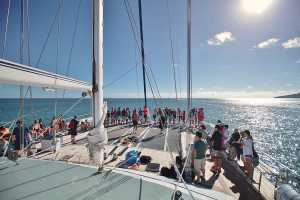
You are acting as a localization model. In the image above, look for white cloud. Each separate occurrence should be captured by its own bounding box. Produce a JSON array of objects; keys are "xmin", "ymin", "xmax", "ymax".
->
[
  {"xmin": 211, "ymin": 86, "xmax": 223, "ymax": 90},
  {"xmin": 207, "ymin": 32, "xmax": 235, "ymax": 46},
  {"xmin": 286, "ymin": 83, "xmax": 294, "ymax": 87},
  {"xmin": 255, "ymin": 38, "xmax": 279, "ymax": 48},
  {"xmin": 282, "ymin": 37, "xmax": 300, "ymax": 48},
  {"xmin": 247, "ymin": 85, "xmax": 254, "ymax": 89}
]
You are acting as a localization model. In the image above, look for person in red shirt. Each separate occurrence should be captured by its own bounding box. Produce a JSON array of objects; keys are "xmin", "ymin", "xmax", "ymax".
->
[
  {"xmin": 132, "ymin": 110, "xmax": 139, "ymax": 134},
  {"xmin": 197, "ymin": 108, "xmax": 205, "ymax": 125},
  {"xmin": 143, "ymin": 106, "xmax": 148, "ymax": 124}
]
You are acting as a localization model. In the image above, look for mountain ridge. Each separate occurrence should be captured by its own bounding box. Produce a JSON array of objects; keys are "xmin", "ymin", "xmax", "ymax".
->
[{"xmin": 275, "ymin": 92, "xmax": 300, "ymax": 98}]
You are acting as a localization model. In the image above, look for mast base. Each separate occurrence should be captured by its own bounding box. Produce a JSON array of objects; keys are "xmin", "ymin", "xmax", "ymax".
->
[{"xmin": 87, "ymin": 127, "xmax": 107, "ymax": 168}]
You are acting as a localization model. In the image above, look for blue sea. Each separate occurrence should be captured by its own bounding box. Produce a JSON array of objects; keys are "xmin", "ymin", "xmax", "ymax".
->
[{"xmin": 0, "ymin": 98, "xmax": 299, "ymax": 185}]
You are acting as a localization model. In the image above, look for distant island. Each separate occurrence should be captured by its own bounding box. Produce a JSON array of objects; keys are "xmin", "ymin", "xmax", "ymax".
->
[{"xmin": 275, "ymin": 92, "xmax": 300, "ymax": 98}]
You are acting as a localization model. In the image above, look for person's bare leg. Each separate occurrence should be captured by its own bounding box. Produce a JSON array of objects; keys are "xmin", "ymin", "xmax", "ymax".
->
[
  {"xmin": 211, "ymin": 157, "xmax": 217, "ymax": 172},
  {"xmin": 245, "ymin": 158, "xmax": 253, "ymax": 179},
  {"xmin": 71, "ymin": 135, "xmax": 76, "ymax": 144},
  {"xmin": 201, "ymin": 169, "xmax": 206, "ymax": 179},
  {"xmin": 217, "ymin": 158, "xmax": 222, "ymax": 172},
  {"xmin": 245, "ymin": 160, "xmax": 249, "ymax": 177},
  {"xmin": 249, "ymin": 166, "xmax": 254, "ymax": 180}
]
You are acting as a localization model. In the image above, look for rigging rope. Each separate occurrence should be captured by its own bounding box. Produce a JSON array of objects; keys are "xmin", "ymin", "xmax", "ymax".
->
[
  {"xmin": 25, "ymin": 0, "xmax": 31, "ymax": 65},
  {"xmin": 55, "ymin": 0, "xmax": 63, "ymax": 116},
  {"xmin": 134, "ymin": 49, "xmax": 141, "ymax": 98},
  {"xmin": 61, "ymin": 96, "xmax": 86, "ymax": 118},
  {"xmin": 103, "ymin": 125, "xmax": 155, "ymax": 179},
  {"xmin": 65, "ymin": 0, "xmax": 82, "ymax": 77},
  {"xmin": 62, "ymin": 0, "xmax": 83, "ymax": 98},
  {"xmin": 103, "ymin": 66, "xmax": 136, "ymax": 88},
  {"xmin": 125, "ymin": 0, "xmax": 139, "ymax": 33},
  {"xmin": 2, "ymin": 0, "xmax": 11, "ymax": 58},
  {"xmin": 145, "ymin": 64, "xmax": 162, "ymax": 99},
  {"xmin": 166, "ymin": 0, "xmax": 178, "ymax": 100},
  {"xmin": 165, "ymin": 135, "xmax": 197, "ymax": 200},
  {"xmin": 123, "ymin": 0, "xmax": 162, "ymax": 101},
  {"xmin": 35, "ymin": 2, "xmax": 62, "ymax": 67}
]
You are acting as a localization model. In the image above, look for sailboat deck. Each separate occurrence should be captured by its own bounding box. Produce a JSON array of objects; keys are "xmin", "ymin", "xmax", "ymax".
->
[
  {"xmin": 0, "ymin": 158, "xmax": 235, "ymax": 200},
  {"xmin": 31, "ymin": 125, "xmax": 274, "ymax": 200}
]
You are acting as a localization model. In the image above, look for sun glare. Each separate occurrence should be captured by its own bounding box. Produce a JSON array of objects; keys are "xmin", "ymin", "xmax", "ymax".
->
[{"xmin": 242, "ymin": 0, "xmax": 273, "ymax": 14}]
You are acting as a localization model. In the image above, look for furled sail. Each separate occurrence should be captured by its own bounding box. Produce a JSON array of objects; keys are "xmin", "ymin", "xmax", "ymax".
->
[{"xmin": 0, "ymin": 58, "xmax": 92, "ymax": 91}]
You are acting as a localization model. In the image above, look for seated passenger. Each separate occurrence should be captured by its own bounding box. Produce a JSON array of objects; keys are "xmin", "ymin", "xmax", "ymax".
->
[
  {"xmin": 43, "ymin": 126, "xmax": 55, "ymax": 140},
  {"xmin": 39, "ymin": 118, "xmax": 44, "ymax": 130},
  {"xmin": 33, "ymin": 120, "xmax": 40, "ymax": 131},
  {"xmin": 80, "ymin": 121, "xmax": 85, "ymax": 131},
  {"xmin": 85, "ymin": 120, "xmax": 90, "ymax": 129},
  {"xmin": 0, "ymin": 126, "xmax": 10, "ymax": 141}
]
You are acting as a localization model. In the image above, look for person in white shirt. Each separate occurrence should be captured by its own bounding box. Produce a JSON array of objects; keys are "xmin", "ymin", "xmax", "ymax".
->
[{"xmin": 241, "ymin": 130, "xmax": 254, "ymax": 179}]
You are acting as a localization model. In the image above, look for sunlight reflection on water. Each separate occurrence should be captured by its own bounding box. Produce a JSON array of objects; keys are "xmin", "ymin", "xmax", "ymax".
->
[{"xmin": 221, "ymin": 98, "xmax": 300, "ymax": 181}]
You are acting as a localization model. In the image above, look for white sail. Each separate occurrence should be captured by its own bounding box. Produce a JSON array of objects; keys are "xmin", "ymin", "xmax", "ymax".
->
[{"xmin": 0, "ymin": 58, "xmax": 92, "ymax": 91}]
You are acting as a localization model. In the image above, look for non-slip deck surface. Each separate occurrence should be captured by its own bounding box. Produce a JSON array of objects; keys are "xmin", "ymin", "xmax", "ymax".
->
[
  {"xmin": 3, "ymin": 125, "xmax": 274, "ymax": 200},
  {"xmin": 0, "ymin": 159, "xmax": 233, "ymax": 200}
]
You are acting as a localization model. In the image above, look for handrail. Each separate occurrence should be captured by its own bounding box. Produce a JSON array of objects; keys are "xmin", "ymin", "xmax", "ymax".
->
[
  {"xmin": 253, "ymin": 151, "xmax": 300, "ymax": 193},
  {"xmin": 258, "ymin": 151, "xmax": 300, "ymax": 178}
]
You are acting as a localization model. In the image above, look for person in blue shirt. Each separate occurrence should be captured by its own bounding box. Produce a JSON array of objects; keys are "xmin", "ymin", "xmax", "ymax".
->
[
  {"xmin": 12, "ymin": 120, "xmax": 31, "ymax": 152},
  {"xmin": 193, "ymin": 131, "xmax": 208, "ymax": 182}
]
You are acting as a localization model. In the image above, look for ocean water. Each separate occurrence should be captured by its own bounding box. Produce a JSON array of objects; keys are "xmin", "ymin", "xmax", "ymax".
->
[{"xmin": 0, "ymin": 98, "xmax": 299, "ymax": 185}]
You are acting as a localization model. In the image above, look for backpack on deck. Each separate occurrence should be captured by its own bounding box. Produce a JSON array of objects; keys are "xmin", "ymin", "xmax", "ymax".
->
[{"xmin": 140, "ymin": 155, "xmax": 152, "ymax": 165}]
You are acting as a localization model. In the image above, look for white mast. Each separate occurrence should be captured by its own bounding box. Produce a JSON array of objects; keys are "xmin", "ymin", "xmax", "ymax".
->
[
  {"xmin": 182, "ymin": 0, "xmax": 193, "ymax": 181},
  {"xmin": 186, "ymin": 0, "xmax": 192, "ymax": 126},
  {"xmin": 87, "ymin": 0, "xmax": 107, "ymax": 172},
  {"xmin": 92, "ymin": 0, "xmax": 104, "ymax": 128}
]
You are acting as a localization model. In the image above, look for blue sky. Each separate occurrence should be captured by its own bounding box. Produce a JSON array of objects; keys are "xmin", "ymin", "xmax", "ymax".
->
[{"xmin": 0, "ymin": 0, "xmax": 300, "ymax": 98}]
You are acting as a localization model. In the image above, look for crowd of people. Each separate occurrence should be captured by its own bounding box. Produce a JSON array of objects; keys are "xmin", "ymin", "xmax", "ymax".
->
[
  {"xmin": 0, "ymin": 106, "xmax": 258, "ymax": 182},
  {"xmin": 104, "ymin": 106, "xmax": 205, "ymax": 128},
  {"xmin": 192, "ymin": 120, "xmax": 258, "ymax": 183},
  {"xmin": 104, "ymin": 106, "xmax": 258, "ymax": 182},
  {"xmin": 0, "ymin": 115, "xmax": 91, "ymax": 155}
]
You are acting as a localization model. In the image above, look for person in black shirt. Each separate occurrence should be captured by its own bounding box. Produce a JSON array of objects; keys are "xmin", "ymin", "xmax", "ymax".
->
[
  {"xmin": 210, "ymin": 125, "xmax": 223, "ymax": 173},
  {"xmin": 39, "ymin": 118, "xmax": 44, "ymax": 130},
  {"xmin": 69, "ymin": 116, "xmax": 79, "ymax": 144},
  {"xmin": 228, "ymin": 129, "xmax": 242, "ymax": 160},
  {"xmin": 12, "ymin": 120, "xmax": 31, "ymax": 154}
]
